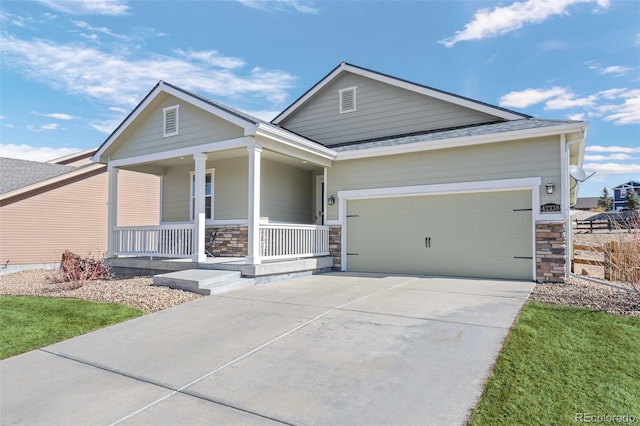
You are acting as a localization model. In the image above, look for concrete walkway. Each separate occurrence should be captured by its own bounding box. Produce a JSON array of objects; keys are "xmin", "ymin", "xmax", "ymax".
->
[{"xmin": 1, "ymin": 273, "xmax": 533, "ymax": 425}]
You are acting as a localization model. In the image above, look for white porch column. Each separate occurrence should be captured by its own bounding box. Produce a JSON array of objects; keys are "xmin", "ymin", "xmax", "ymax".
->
[
  {"xmin": 193, "ymin": 152, "xmax": 207, "ymax": 263},
  {"xmin": 107, "ymin": 165, "xmax": 119, "ymax": 258},
  {"xmin": 247, "ymin": 143, "xmax": 262, "ymax": 265}
]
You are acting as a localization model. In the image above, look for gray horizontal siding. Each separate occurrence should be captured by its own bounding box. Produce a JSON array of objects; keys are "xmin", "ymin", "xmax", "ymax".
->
[
  {"xmin": 161, "ymin": 156, "xmax": 313, "ymax": 224},
  {"xmin": 111, "ymin": 95, "xmax": 244, "ymax": 160},
  {"xmin": 280, "ymin": 72, "xmax": 501, "ymax": 146},
  {"xmin": 327, "ymin": 136, "xmax": 561, "ymax": 220}
]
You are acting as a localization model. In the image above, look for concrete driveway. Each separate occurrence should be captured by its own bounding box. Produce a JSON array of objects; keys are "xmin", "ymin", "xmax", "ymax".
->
[{"xmin": 1, "ymin": 273, "xmax": 533, "ymax": 425}]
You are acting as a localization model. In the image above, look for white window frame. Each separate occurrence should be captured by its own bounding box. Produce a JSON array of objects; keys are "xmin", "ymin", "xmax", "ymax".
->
[
  {"xmin": 190, "ymin": 168, "xmax": 215, "ymax": 222},
  {"xmin": 163, "ymin": 105, "xmax": 180, "ymax": 137},
  {"xmin": 339, "ymin": 86, "xmax": 357, "ymax": 114}
]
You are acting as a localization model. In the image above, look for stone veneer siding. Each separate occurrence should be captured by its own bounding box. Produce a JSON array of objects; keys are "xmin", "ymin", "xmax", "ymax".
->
[
  {"xmin": 329, "ymin": 225, "xmax": 342, "ymax": 270},
  {"xmin": 535, "ymin": 221, "xmax": 566, "ymax": 283},
  {"xmin": 206, "ymin": 225, "xmax": 248, "ymax": 257}
]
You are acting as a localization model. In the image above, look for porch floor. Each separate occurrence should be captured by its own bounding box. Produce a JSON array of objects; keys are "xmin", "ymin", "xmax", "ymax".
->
[{"xmin": 106, "ymin": 256, "xmax": 334, "ymax": 280}]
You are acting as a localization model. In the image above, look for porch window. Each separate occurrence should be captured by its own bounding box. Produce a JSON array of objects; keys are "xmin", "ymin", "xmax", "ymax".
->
[{"xmin": 190, "ymin": 169, "xmax": 214, "ymax": 221}]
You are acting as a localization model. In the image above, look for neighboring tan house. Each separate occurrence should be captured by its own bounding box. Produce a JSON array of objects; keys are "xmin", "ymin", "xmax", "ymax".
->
[
  {"xmin": 93, "ymin": 62, "xmax": 588, "ymax": 283},
  {"xmin": 612, "ymin": 181, "xmax": 640, "ymax": 211},
  {"xmin": 0, "ymin": 149, "xmax": 160, "ymax": 272}
]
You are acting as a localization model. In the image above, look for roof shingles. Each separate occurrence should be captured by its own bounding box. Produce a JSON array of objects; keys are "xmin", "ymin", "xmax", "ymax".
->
[
  {"xmin": 332, "ymin": 118, "xmax": 582, "ymax": 152},
  {"xmin": 0, "ymin": 157, "xmax": 77, "ymax": 195}
]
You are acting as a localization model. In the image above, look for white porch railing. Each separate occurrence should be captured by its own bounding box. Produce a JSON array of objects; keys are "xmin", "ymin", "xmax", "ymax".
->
[
  {"xmin": 112, "ymin": 224, "xmax": 194, "ymax": 258},
  {"xmin": 259, "ymin": 224, "xmax": 330, "ymax": 260},
  {"xmin": 112, "ymin": 223, "xmax": 329, "ymax": 261}
]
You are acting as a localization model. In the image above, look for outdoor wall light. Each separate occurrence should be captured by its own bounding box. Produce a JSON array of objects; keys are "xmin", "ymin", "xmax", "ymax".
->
[
  {"xmin": 546, "ymin": 182, "xmax": 555, "ymax": 194},
  {"xmin": 328, "ymin": 195, "xmax": 336, "ymax": 205}
]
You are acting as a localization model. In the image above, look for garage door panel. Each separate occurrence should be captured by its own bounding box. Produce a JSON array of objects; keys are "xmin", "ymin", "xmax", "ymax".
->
[{"xmin": 346, "ymin": 190, "xmax": 532, "ymax": 280}]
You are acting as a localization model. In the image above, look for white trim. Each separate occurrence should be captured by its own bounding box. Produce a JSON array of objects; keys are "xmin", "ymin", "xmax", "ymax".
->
[
  {"xmin": 108, "ymin": 137, "xmax": 251, "ymax": 168},
  {"xmin": 48, "ymin": 147, "xmax": 96, "ymax": 164},
  {"xmin": 560, "ymin": 135, "xmax": 569, "ymax": 216},
  {"xmin": 273, "ymin": 62, "xmax": 525, "ymax": 124},
  {"xmin": 339, "ymin": 86, "xmax": 357, "ymax": 114},
  {"xmin": 254, "ymin": 123, "xmax": 336, "ymax": 165},
  {"xmin": 336, "ymin": 122, "xmax": 588, "ymax": 161},
  {"xmin": 337, "ymin": 177, "xmax": 541, "ymax": 280},
  {"xmin": 337, "ymin": 177, "xmax": 541, "ymax": 201},
  {"xmin": 163, "ymin": 104, "xmax": 179, "ymax": 137},
  {"xmin": 247, "ymin": 143, "xmax": 262, "ymax": 265},
  {"xmin": 192, "ymin": 153, "xmax": 207, "ymax": 263}
]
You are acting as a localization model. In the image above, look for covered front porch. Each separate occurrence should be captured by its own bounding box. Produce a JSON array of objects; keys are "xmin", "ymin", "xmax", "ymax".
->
[
  {"xmin": 93, "ymin": 82, "xmax": 337, "ymax": 273},
  {"xmin": 105, "ymin": 137, "xmax": 334, "ymax": 269}
]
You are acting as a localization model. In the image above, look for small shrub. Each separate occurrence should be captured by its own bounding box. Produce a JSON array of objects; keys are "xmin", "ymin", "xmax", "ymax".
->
[{"xmin": 51, "ymin": 250, "xmax": 110, "ymax": 289}]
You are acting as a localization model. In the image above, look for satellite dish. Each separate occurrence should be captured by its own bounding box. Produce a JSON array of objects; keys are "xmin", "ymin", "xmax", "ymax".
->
[{"xmin": 570, "ymin": 165, "xmax": 595, "ymax": 182}]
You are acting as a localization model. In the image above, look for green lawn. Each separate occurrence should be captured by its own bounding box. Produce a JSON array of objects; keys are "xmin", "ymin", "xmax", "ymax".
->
[
  {"xmin": 0, "ymin": 296, "xmax": 143, "ymax": 359},
  {"xmin": 470, "ymin": 301, "xmax": 640, "ymax": 425}
]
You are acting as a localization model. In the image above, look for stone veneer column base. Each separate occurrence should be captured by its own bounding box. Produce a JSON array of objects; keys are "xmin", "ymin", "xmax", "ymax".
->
[
  {"xmin": 535, "ymin": 221, "xmax": 566, "ymax": 283},
  {"xmin": 206, "ymin": 225, "xmax": 248, "ymax": 257},
  {"xmin": 329, "ymin": 225, "xmax": 342, "ymax": 271}
]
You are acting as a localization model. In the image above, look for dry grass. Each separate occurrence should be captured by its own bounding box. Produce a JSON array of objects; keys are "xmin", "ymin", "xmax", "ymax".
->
[{"xmin": 573, "ymin": 223, "xmax": 640, "ymax": 292}]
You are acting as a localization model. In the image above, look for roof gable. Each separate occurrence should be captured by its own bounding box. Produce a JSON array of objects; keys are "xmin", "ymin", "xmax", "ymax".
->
[
  {"xmin": 273, "ymin": 62, "xmax": 529, "ymax": 126},
  {"xmin": 93, "ymin": 82, "xmax": 263, "ymax": 163},
  {"xmin": 272, "ymin": 62, "xmax": 529, "ymax": 147}
]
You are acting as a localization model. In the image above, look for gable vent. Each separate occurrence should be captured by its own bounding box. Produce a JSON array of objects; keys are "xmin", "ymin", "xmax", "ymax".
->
[
  {"xmin": 339, "ymin": 86, "xmax": 357, "ymax": 114},
  {"xmin": 163, "ymin": 105, "xmax": 179, "ymax": 137}
]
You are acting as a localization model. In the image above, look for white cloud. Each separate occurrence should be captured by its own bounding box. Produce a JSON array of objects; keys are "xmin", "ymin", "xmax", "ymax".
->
[
  {"xmin": 237, "ymin": 0, "xmax": 319, "ymax": 14},
  {"xmin": 174, "ymin": 49, "xmax": 245, "ymax": 69},
  {"xmin": 27, "ymin": 123, "xmax": 60, "ymax": 131},
  {"xmin": 0, "ymin": 143, "xmax": 80, "ymax": 161},
  {"xmin": 584, "ymin": 153, "xmax": 634, "ymax": 161},
  {"xmin": 499, "ymin": 87, "xmax": 640, "ymax": 125},
  {"xmin": 545, "ymin": 93, "xmax": 597, "ymax": 110},
  {"xmin": 582, "ymin": 162, "xmax": 640, "ymax": 174},
  {"xmin": 587, "ymin": 145, "xmax": 640, "ymax": 154},
  {"xmin": 32, "ymin": 112, "xmax": 78, "ymax": 120},
  {"xmin": 439, "ymin": 0, "xmax": 610, "ymax": 48},
  {"xmin": 89, "ymin": 118, "xmax": 122, "ymax": 134},
  {"xmin": 71, "ymin": 20, "xmax": 128, "ymax": 40},
  {"xmin": 599, "ymin": 90, "xmax": 640, "ymax": 125},
  {"xmin": 567, "ymin": 113, "xmax": 585, "ymax": 121},
  {"xmin": 589, "ymin": 64, "xmax": 634, "ymax": 76},
  {"xmin": 36, "ymin": 0, "xmax": 130, "ymax": 16},
  {"xmin": 242, "ymin": 110, "xmax": 281, "ymax": 122},
  {"xmin": 0, "ymin": 35, "xmax": 297, "ymax": 107},
  {"xmin": 598, "ymin": 88, "xmax": 628, "ymax": 99},
  {"xmin": 499, "ymin": 87, "xmax": 567, "ymax": 108}
]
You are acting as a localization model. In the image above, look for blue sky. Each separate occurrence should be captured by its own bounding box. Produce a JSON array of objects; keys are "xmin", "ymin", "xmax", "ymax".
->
[{"xmin": 1, "ymin": 0, "xmax": 638, "ymax": 197}]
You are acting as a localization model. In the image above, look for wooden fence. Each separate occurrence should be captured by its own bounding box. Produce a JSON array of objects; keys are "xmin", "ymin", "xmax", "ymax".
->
[
  {"xmin": 574, "ymin": 217, "xmax": 638, "ymax": 233},
  {"xmin": 572, "ymin": 242, "xmax": 640, "ymax": 283}
]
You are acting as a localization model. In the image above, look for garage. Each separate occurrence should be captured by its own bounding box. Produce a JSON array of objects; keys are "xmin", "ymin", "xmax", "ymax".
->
[{"xmin": 345, "ymin": 190, "xmax": 533, "ymax": 280}]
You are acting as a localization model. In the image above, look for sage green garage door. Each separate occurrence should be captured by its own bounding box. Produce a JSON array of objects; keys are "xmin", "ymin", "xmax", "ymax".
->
[{"xmin": 346, "ymin": 190, "xmax": 533, "ymax": 280}]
